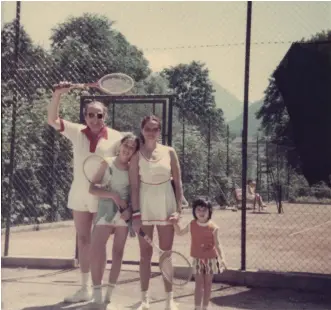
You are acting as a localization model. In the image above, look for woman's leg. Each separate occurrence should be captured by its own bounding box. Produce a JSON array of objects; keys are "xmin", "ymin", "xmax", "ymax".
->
[
  {"xmin": 105, "ymin": 226, "xmax": 129, "ymax": 303},
  {"xmin": 157, "ymin": 225, "xmax": 176, "ymax": 309},
  {"xmin": 202, "ymin": 274, "xmax": 213, "ymax": 310},
  {"xmin": 194, "ymin": 274, "xmax": 204, "ymax": 310},
  {"xmin": 138, "ymin": 225, "xmax": 154, "ymax": 307},
  {"xmin": 157, "ymin": 225, "xmax": 175, "ymax": 293},
  {"xmin": 64, "ymin": 210, "xmax": 94, "ymax": 303},
  {"xmin": 90, "ymin": 225, "xmax": 114, "ymax": 303}
]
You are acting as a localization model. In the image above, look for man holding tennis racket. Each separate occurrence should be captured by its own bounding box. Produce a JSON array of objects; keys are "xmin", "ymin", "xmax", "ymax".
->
[{"xmin": 48, "ymin": 82, "xmax": 123, "ymax": 303}]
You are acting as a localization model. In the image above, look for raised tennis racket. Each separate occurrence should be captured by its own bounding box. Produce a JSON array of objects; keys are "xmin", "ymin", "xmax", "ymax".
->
[
  {"xmin": 139, "ymin": 229, "xmax": 192, "ymax": 286},
  {"xmin": 53, "ymin": 73, "xmax": 134, "ymax": 95}
]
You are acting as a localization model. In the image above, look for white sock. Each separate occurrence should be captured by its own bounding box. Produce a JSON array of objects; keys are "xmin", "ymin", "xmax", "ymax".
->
[
  {"xmin": 81, "ymin": 272, "xmax": 90, "ymax": 288},
  {"xmin": 166, "ymin": 291, "xmax": 173, "ymax": 301},
  {"xmin": 93, "ymin": 285, "xmax": 103, "ymax": 304},
  {"xmin": 141, "ymin": 291, "xmax": 149, "ymax": 303},
  {"xmin": 104, "ymin": 283, "xmax": 116, "ymax": 303}
]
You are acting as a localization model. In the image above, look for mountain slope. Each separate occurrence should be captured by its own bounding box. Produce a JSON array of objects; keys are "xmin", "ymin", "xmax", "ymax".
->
[
  {"xmin": 228, "ymin": 99, "xmax": 264, "ymax": 136},
  {"xmin": 212, "ymin": 81, "xmax": 242, "ymax": 122}
]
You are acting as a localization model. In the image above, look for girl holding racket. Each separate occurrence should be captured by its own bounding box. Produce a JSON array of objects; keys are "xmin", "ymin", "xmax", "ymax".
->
[
  {"xmin": 169, "ymin": 198, "xmax": 227, "ymax": 310},
  {"xmin": 47, "ymin": 82, "xmax": 123, "ymax": 303},
  {"xmin": 88, "ymin": 133, "xmax": 140, "ymax": 308},
  {"xmin": 129, "ymin": 115, "xmax": 183, "ymax": 310}
]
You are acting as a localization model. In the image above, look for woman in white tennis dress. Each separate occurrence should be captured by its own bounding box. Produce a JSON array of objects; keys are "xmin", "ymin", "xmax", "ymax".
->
[{"xmin": 130, "ymin": 115, "xmax": 184, "ymax": 310}]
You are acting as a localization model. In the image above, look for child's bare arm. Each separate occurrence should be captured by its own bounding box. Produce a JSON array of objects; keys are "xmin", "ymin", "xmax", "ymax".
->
[
  {"xmin": 172, "ymin": 221, "xmax": 190, "ymax": 236},
  {"xmin": 214, "ymin": 228, "xmax": 227, "ymax": 267}
]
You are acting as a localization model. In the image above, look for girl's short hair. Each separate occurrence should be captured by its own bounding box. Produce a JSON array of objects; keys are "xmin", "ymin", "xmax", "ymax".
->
[
  {"xmin": 120, "ymin": 132, "xmax": 140, "ymax": 152},
  {"xmin": 192, "ymin": 197, "xmax": 213, "ymax": 220}
]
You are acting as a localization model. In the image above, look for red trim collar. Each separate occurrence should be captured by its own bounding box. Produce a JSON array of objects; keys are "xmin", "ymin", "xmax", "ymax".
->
[{"xmin": 81, "ymin": 126, "xmax": 108, "ymax": 153}]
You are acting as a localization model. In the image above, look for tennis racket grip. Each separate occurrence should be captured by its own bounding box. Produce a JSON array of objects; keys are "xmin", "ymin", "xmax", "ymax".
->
[
  {"xmin": 118, "ymin": 208, "xmax": 130, "ymax": 224},
  {"xmin": 52, "ymin": 82, "xmax": 97, "ymax": 91},
  {"xmin": 139, "ymin": 229, "xmax": 153, "ymax": 245}
]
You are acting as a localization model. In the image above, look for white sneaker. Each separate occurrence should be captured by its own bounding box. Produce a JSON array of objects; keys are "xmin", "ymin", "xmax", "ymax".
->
[
  {"xmin": 136, "ymin": 301, "xmax": 150, "ymax": 310},
  {"xmin": 165, "ymin": 299, "xmax": 178, "ymax": 310},
  {"xmin": 105, "ymin": 303, "xmax": 121, "ymax": 310},
  {"xmin": 63, "ymin": 287, "xmax": 92, "ymax": 303}
]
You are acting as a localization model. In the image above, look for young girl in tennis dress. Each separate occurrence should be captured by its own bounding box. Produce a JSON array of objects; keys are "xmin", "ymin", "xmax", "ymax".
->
[
  {"xmin": 89, "ymin": 133, "xmax": 139, "ymax": 308},
  {"xmin": 169, "ymin": 198, "xmax": 227, "ymax": 310}
]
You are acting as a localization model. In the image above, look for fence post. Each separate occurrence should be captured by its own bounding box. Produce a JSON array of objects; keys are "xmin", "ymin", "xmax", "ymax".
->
[
  {"xmin": 4, "ymin": 1, "xmax": 21, "ymax": 257},
  {"xmin": 226, "ymin": 125, "xmax": 230, "ymax": 177},
  {"xmin": 241, "ymin": 0, "xmax": 252, "ymax": 271}
]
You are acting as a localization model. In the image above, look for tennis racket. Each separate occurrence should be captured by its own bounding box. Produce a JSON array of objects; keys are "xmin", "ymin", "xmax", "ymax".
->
[
  {"xmin": 82, "ymin": 154, "xmax": 109, "ymax": 186},
  {"xmin": 139, "ymin": 229, "xmax": 192, "ymax": 286},
  {"xmin": 53, "ymin": 73, "xmax": 134, "ymax": 95}
]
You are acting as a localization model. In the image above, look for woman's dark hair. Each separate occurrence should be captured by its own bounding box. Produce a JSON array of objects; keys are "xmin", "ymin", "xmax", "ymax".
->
[
  {"xmin": 121, "ymin": 133, "xmax": 140, "ymax": 152},
  {"xmin": 192, "ymin": 197, "xmax": 213, "ymax": 220},
  {"xmin": 140, "ymin": 115, "xmax": 162, "ymax": 144}
]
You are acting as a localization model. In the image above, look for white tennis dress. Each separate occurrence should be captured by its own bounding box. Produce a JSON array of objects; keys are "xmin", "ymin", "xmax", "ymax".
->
[
  {"xmin": 139, "ymin": 145, "xmax": 177, "ymax": 226},
  {"xmin": 95, "ymin": 157, "xmax": 129, "ymax": 227}
]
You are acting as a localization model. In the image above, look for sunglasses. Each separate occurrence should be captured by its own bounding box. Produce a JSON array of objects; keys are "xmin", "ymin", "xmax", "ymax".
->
[{"xmin": 87, "ymin": 112, "xmax": 104, "ymax": 119}]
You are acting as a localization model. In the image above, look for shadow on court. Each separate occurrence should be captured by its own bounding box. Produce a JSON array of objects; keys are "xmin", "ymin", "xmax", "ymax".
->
[{"xmin": 3, "ymin": 267, "xmax": 331, "ymax": 310}]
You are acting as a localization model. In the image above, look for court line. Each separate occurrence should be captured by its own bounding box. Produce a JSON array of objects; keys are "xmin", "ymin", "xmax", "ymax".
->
[{"xmin": 289, "ymin": 220, "xmax": 331, "ymax": 236}]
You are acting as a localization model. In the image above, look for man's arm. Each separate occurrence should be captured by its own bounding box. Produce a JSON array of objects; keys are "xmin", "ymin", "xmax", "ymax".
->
[
  {"xmin": 47, "ymin": 85, "xmax": 82, "ymax": 141},
  {"xmin": 173, "ymin": 221, "xmax": 190, "ymax": 236},
  {"xmin": 47, "ymin": 85, "xmax": 71, "ymax": 130}
]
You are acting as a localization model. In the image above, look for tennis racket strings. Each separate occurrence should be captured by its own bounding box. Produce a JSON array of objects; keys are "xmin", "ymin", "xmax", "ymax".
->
[{"xmin": 159, "ymin": 251, "xmax": 192, "ymax": 286}]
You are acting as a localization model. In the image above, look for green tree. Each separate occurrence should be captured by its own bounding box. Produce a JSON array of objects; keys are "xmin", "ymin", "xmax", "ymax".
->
[
  {"xmin": 162, "ymin": 61, "xmax": 216, "ymax": 124},
  {"xmin": 50, "ymin": 13, "xmax": 151, "ymax": 83}
]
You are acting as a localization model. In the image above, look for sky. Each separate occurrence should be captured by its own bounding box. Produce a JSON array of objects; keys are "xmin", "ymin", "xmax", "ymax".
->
[{"xmin": 2, "ymin": 1, "xmax": 331, "ymax": 102}]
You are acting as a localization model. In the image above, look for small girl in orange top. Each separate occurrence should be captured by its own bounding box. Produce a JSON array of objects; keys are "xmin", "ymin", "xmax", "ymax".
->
[{"xmin": 168, "ymin": 198, "xmax": 227, "ymax": 310}]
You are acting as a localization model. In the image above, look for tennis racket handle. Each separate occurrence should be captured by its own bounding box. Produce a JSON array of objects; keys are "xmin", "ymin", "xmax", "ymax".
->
[
  {"xmin": 52, "ymin": 83, "xmax": 88, "ymax": 91},
  {"xmin": 118, "ymin": 208, "xmax": 130, "ymax": 224},
  {"xmin": 139, "ymin": 229, "xmax": 153, "ymax": 245}
]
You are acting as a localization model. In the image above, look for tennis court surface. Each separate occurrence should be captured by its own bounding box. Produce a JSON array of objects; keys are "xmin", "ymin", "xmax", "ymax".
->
[{"xmin": 2, "ymin": 267, "xmax": 331, "ymax": 310}]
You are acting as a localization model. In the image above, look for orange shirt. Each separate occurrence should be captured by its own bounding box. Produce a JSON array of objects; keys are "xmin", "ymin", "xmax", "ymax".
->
[{"xmin": 190, "ymin": 220, "xmax": 218, "ymax": 259}]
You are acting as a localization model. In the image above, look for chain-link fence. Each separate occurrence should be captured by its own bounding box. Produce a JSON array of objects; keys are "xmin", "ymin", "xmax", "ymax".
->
[{"xmin": 2, "ymin": 1, "xmax": 331, "ymax": 275}]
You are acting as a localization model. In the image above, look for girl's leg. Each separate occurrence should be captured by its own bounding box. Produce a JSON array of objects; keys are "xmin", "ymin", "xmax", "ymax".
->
[
  {"xmin": 194, "ymin": 274, "xmax": 204, "ymax": 310},
  {"xmin": 64, "ymin": 211, "xmax": 94, "ymax": 303},
  {"xmin": 138, "ymin": 225, "xmax": 154, "ymax": 307},
  {"xmin": 105, "ymin": 226, "xmax": 129, "ymax": 303},
  {"xmin": 157, "ymin": 225, "xmax": 176, "ymax": 309},
  {"xmin": 90, "ymin": 225, "xmax": 114, "ymax": 303},
  {"xmin": 202, "ymin": 274, "xmax": 214, "ymax": 310}
]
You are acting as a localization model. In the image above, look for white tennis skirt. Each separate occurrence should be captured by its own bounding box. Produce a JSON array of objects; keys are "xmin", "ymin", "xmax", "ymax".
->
[{"xmin": 140, "ymin": 180, "xmax": 176, "ymax": 226}]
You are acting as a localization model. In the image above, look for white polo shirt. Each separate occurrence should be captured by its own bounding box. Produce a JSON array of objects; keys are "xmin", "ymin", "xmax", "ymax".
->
[{"xmin": 58, "ymin": 118, "xmax": 123, "ymax": 213}]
